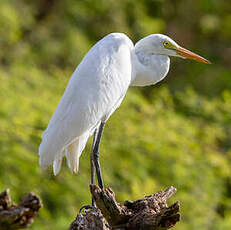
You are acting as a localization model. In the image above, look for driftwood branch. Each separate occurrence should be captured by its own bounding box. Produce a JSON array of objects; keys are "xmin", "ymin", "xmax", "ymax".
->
[
  {"xmin": 69, "ymin": 185, "xmax": 180, "ymax": 230},
  {"xmin": 0, "ymin": 189, "xmax": 42, "ymax": 230}
]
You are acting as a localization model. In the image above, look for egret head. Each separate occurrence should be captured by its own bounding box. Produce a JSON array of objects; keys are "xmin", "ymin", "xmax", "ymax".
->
[{"xmin": 135, "ymin": 34, "xmax": 211, "ymax": 64}]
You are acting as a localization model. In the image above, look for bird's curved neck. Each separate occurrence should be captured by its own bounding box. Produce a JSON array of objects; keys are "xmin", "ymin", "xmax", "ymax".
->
[{"xmin": 130, "ymin": 48, "xmax": 170, "ymax": 87}]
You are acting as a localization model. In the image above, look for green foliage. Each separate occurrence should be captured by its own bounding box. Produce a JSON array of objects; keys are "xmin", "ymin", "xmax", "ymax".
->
[{"xmin": 0, "ymin": 0, "xmax": 231, "ymax": 229}]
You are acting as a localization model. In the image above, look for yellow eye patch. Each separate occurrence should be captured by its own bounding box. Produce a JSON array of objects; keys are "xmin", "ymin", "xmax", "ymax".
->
[{"xmin": 162, "ymin": 40, "xmax": 176, "ymax": 49}]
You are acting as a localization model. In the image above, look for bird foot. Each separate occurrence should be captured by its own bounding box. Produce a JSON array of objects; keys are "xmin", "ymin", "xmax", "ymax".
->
[{"xmin": 79, "ymin": 204, "xmax": 96, "ymax": 214}]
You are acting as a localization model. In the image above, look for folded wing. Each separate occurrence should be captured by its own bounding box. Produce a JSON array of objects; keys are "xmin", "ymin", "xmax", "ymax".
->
[{"xmin": 38, "ymin": 33, "xmax": 134, "ymax": 174}]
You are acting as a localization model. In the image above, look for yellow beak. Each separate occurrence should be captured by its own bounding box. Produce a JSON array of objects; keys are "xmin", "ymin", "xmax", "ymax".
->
[{"xmin": 176, "ymin": 46, "xmax": 211, "ymax": 64}]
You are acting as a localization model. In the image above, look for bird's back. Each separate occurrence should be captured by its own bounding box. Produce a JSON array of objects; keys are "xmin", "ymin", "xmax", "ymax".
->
[{"xmin": 39, "ymin": 33, "xmax": 134, "ymax": 174}]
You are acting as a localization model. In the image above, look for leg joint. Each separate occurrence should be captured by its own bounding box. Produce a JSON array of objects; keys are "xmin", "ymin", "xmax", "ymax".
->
[{"xmin": 93, "ymin": 151, "xmax": 99, "ymax": 160}]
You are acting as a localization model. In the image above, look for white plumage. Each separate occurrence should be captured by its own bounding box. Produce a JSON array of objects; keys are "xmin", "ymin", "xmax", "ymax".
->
[
  {"xmin": 39, "ymin": 33, "xmax": 133, "ymax": 175},
  {"xmin": 39, "ymin": 33, "xmax": 210, "ymax": 175}
]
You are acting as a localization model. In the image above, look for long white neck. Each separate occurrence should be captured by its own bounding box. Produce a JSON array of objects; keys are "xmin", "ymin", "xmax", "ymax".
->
[{"xmin": 130, "ymin": 46, "xmax": 170, "ymax": 87}]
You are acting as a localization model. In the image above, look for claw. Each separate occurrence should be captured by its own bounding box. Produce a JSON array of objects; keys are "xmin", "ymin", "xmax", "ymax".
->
[{"xmin": 79, "ymin": 205, "xmax": 94, "ymax": 213}]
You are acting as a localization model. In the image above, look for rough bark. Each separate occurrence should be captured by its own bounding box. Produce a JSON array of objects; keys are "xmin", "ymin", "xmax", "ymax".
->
[
  {"xmin": 0, "ymin": 189, "xmax": 42, "ymax": 230},
  {"xmin": 69, "ymin": 185, "xmax": 180, "ymax": 230}
]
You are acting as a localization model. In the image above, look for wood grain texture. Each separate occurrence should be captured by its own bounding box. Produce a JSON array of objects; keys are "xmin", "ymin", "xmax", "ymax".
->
[
  {"xmin": 0, "ymin": 189, "xmax": 42, "ymax": 230},
  {"xmin": 69, "ymin": 185, "xmax": 180, "ymax": 230}
]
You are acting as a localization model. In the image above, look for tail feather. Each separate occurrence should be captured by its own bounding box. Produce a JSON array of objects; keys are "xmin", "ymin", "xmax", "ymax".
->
[
  {"xmin": 65, "ymin": 132, "xmax": 89, "ymax": 173},
  {"xmin": 65, "ymin": 139, "xmax": 79, "ymax": 173},
  {"xmin": 53, "ymin": 154, "xmax": 63, "ymax": 175},
  {"xmin": 39, "ymin": 130, "xmax": 90, "ymax": 175},
  {"xmin": 39, "ymin": 127, "xmax": 63, "ymax": 170}
]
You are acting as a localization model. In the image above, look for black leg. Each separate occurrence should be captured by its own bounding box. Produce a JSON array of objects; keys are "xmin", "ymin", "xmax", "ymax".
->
[
  {"xmin": 93, "ymin": 122, "xmax": 105, "ymax": 189},
  {"xmin": 79, "ymin": 122, "xmax": 105, "ymax": 213},
  {"xmin": 90, "ymin": 128, "xmax": 97, "ymax": 206},
  {"xmin": 79, "ymin": 128, "xmax": 99, "ymax": 212}
]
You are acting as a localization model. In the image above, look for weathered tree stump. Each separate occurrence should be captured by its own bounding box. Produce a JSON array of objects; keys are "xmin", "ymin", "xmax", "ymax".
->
[
  {"xmin": 0, "ymin": 189, "xmax": 42, "ymax": 230},
  {"xmin": 69, "ymin": 185, "xmax": 180, "ymax": 230}
]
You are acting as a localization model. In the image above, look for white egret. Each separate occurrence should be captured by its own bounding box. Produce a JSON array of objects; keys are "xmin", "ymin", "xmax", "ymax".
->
[{"xmin": 39, "ymin": 33, "xmax": 210, "ymax": 190}]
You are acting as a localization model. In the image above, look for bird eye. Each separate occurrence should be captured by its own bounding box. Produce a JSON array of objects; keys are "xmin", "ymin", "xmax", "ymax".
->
[{"xmin": 163, "ymin": 41, "xmax": 169, "ymax": 47}]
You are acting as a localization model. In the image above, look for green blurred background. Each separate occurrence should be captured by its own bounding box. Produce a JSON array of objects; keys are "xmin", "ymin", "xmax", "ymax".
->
[{"xmin": 0, "ymin": 0, "xmax": 231, "ymax": 229}]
